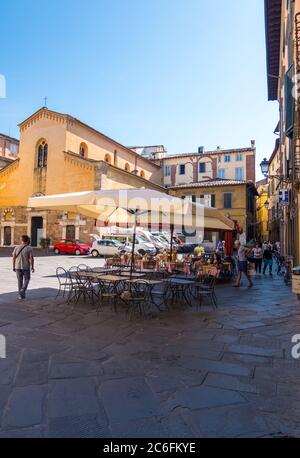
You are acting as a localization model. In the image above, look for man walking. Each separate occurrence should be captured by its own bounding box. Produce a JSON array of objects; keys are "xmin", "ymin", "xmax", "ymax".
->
[
  {"xmin": 233, "ymin": 240, "xmax": 253, "ymax": 288},
  {"xmin": 263, "ymin": 244, "xmax": 273, "ymax": 276},
  {"xmin": 12, "ymin": 235, "xmax": 34, "ymax": 300}
]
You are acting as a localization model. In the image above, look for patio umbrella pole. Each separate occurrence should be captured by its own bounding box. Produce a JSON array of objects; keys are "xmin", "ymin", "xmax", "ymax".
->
[
  {"xmin": 130, "ymin": 210, "xmax": 137, "ymax": 280},
  {"xmin": 169, "ymin": 223, "xmax": 174, "ymax": 263}
]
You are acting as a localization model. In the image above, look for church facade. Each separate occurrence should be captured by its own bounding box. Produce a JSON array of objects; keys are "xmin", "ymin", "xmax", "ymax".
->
[{"xmin": 0, "ymin": 107, "xmax": 163, "ymax": 246}]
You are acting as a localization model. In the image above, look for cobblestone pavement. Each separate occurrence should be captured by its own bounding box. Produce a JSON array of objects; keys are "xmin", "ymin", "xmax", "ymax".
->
[{"xmin": 0, "ymin": 253, "xmax": 300, "ymax": 438}]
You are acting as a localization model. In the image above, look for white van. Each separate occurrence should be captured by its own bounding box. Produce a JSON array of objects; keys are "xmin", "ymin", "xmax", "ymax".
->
[
  {"xmin": 104, "ymin": 233, "xmax": 156, "ymax": 256},
  {"xmin": 136, "ymin": 229, "xmax": 165, "ymax": 253}
]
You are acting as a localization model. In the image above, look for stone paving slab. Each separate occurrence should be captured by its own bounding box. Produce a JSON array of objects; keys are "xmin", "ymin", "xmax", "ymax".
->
[
  {"xmin": 99, "ymin": 377, "xmax": 162, "ymax": 423},
  {"xmin": 0, "ymin": 255, "xmax": 300, "ymax": 437},
  {"xmin": 48, "ymin": 377, "xmax": 100, "ymax": 418},
  {"xmin": 2, "ymin": 385, "xmax": 47, "ymax": 429},
  {"xmin": 165, "ymin": 385, "xmax": 247, "ymax": 411}
]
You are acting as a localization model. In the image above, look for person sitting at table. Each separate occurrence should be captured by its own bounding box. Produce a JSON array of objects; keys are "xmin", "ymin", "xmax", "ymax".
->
[
  {"xmin": 193, "ymin": 257, "xmax": 206, "ymax": 278},
  {"xmin": 135, "ymin": 253, "xmax": 143, "ymax": 269},
  {"xmin": 171, "ymin": 248, "xmax": 178, "ymax": 263},
  {"xmin": 183, "ymin": 253, "xmax": 192, "ymax": 275},
  {"xmin": 184, "ymin": 253, "xmax": 193, "ymax": 264},
  {"xmin": 125, "ymin": 252, "xmax": 132, "ymax": 266},
  {"xmin": 155, "ymin": 252, "xmax": 166, "ymax": 271},
  {"xmin": 213, "ymin": 252, "xmax": 222, "ymax": 267}
]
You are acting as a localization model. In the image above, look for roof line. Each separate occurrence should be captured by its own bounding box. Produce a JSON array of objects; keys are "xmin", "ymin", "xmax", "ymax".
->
[
  {"xmin": 0, "ymin": 133, "xmax": 20, "ymax": 143},
  {"xmin": 155, "ymin": 148, "xmax": 255, "ymax": 160},
  {"xmin": 18, "ymin": 107, "xmax": 161, "ymax": 169},
  {"xmin": 0, "ymin": 157, "xmax": 20, "ymax": 173},
  {"xmin": 168, "ymin": 179, "xmax": 255, "ymax": 189},
  {"xmin": 64, "ymin": 150, "xmax": 166, "ymax": 190}
]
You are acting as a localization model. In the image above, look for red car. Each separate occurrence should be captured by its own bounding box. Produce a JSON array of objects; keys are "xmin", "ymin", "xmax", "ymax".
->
[{"xmin": 53, "ymin": 239, "xmax": 91, "ymax": 256}]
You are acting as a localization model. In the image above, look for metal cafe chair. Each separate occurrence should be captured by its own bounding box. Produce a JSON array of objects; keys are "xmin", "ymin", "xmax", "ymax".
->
[
  {"xmin": 96, "ymin": 278, "xmax": 119, "ymax": 314},
  {"xmin": 193, "ymin": 275, "xmax": 218, "ymax": 310},
  {"xmin": 55, "ymin": 267, "xmax": 72, "ymax": 299},
  {"xmin": 150, "ymin": 280, "xmax": 170, "ymax": 310},
  {"xmin": 69, "ymin": 265, "xmax": 79, "ymax": 274},
  {"xmin": 67, "ymin": 270, "xmax": 96, "ymax": 306},
  {"xmin": 122, "ymin": 280, "xmax": 152, "ymax": 319}
]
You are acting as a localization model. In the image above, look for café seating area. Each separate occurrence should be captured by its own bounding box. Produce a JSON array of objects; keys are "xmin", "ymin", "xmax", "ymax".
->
[{"xmin": 55, "ymin": 251, "xmax": 236, "ymax": 319}]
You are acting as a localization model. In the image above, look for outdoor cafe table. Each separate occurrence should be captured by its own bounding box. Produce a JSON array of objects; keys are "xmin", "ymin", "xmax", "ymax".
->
[
  {"xmin": 166, "ymin": 278, "xmax": 196, "ymax": 306},
  {"xmin": 119, "ymin": 272, "xmax": 146, "ymax": 278},
  {"xmin": 91, "ymin": 267, "xmax": 121, "ymax": 274},
  {"xmin": 124, "ymin": 278, "xmax": 166, "ymax": 311},
  {"xmin": 76, "ymin": 272, "xmax": 129, "ymax": 292}
]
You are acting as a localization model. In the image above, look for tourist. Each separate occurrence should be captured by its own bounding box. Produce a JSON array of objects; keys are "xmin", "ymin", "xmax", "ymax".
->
[
  {"xmin": 252, "ymin": 243, "xmax": 263, "ymax": 275},
  {"xmin": 263, "ymin": 244, "xmax": 273, "ymax": 275},
  {"xmin": 12, "ymin": 235, "xmax": 35, "ymax": 300},
  {"xmin": 217, "ymin": 240, "xmax": 224, "ymax": 253},
  {"xmin": 213, "ymin": 252, "xmax": 222, "ymax": 267},
  {"xmin": 233, "ymin": 240, "xmax": 253, "ymax": 288},
  {"xmin": 262, "ymin": 241, "xmax": 269, "ymax": 251}
]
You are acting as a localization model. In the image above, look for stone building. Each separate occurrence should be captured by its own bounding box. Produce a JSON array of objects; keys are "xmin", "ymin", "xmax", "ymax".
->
[
  {"xmin": 265, "ymin": 0, "xmax": 300, "ymax": 261},
  {"xmin": 0, "ymin": 107, "xmax": 163, "ymax": 247}
]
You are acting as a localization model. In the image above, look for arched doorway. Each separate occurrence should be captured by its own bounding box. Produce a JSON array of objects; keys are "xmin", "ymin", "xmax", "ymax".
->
[{"xmin": 3, "ymin": 226, "xmax": 12, "ymax": 246}]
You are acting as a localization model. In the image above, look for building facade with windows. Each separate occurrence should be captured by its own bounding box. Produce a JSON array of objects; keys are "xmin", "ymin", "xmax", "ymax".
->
[
  {"xmin": 132, "ymin": 142, "xmax": 256, "ymax": 188},
  {"xmin": 265, "ymin": 0, "xmax": 300, "ymax": 261},
  {"xmin": 0, "ymin": 133, "xmax": 19, "ymax": 170},
  {"xmin": 169, "ymin": 179, "xmax": 258, "ymax": 243},
  {"xmin": 256, "ymin": 178, "xmax": 269, "ymax": 242},
  {"xmin": 0, "ymin": 107, "xmax": 163, "ymax": 247}
]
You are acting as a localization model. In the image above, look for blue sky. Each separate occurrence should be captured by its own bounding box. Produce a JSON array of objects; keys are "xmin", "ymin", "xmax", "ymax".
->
[{"xmin": 0, "ymin": 0, "xmax": 278, "ymax": 179}]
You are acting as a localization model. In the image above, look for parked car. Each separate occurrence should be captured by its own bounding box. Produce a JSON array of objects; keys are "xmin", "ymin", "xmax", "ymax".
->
[
  {"xmin": 53, "ymin": 239, "xmax": 91, "ymax": 256},
  {"xmin": 104, "ymin": 234, "xmax": 156, "ymax": 256},
  {"xmin": 90, "ymin": 239, "xmax": 125, "ymax": 257},
  {"xmin": 136, "ymin": 230, "xmax": 165, "ymax": 253}
]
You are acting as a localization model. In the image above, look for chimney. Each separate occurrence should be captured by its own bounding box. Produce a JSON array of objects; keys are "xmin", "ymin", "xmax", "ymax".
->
[{"xmin": 251, "ymin": 140, "xmax": 255, "ymax": 149}]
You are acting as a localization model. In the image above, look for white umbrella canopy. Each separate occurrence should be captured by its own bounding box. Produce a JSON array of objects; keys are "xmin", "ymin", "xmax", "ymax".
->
[{"xmin": 28, "ymin": 189, "xmax": 234, "ymax": 232}]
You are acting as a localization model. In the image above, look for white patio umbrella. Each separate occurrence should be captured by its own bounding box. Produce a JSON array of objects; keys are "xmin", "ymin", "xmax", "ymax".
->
[{"xmin": 28, "ymin": 188, "xmax": 234, "ymax": 276}]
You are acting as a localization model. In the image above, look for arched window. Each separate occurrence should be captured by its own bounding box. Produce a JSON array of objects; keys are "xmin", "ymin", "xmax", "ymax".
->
[
  {"xmin": 36, "ymin": 140, "xmax": 48, "ymax": 168},
  {"xmin": 104, "ymin": 154, "xmax": 111, "ymax": 164},
  {"xmin": 124, "ymin": 163, "xmax": 130, "ymax": 172},
  {"xmin": 79, "ymin": 143, "xmax": 88, "ymax": 158},
  {"xmin": 140, "ymin": 170, "xmax": 145, "ymax": 178}
]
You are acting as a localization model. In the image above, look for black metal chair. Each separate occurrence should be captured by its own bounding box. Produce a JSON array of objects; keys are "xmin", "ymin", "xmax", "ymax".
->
[
  {"xmin": 193, "ymin": 275, "xmax": 218, "ymax": 309},
  {"xmin": 55, "ymin": 267, "xmax": 72, "ymax": 299},
  {"xmin": 67, "ymin": 270, "xmax": 96, "ymax": 306},
  {"xmin": 69, "ymin": 265, "xmax": 79, "ymax": 274},
  {"xmin": 122, "ymin": 280, "xmax": 152, "ymax": 319},
  {"xmin": 96, "ymin": 278, "xmax": 119, "ymax": 313},
  {"xmin": 150, "ymin": 280, "xmax": 170, "ymax": 310}
]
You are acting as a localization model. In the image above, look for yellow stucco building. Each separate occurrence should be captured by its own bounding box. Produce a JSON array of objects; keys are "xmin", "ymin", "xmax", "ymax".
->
[
  {"xmin": 256, "ymin": 178, "xmax": 269, "ymax": 242},
  {"xmin": 0, "ymin": 107, "xmax": 164, "ymax": 246},
  {"xmin": 169, "ymin": 179, "xmax": 258, "ymax": 244}
]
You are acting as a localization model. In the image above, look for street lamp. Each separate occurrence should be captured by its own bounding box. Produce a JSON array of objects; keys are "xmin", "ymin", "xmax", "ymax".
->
[
  {"xmin": 259, "ymin": 157, "xmax": 291, "ymax": 184},
  {"xmin": 260, "ymin": 158, "xmax": 269, "ymax": 177}
]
